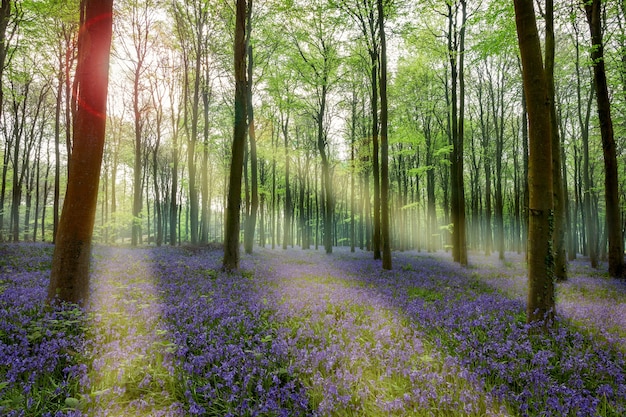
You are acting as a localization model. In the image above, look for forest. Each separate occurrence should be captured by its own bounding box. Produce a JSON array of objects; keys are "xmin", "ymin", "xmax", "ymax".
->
[{"xmin": 1, "ymin": 0, "xmax": 626, "ymax": 416}]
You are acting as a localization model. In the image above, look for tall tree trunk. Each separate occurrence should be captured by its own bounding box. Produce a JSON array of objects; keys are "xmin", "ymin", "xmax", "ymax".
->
[
  {"xmin": 478, "ymin": 81, "xmax": 493, "ymax": 256},
  {"xmin": 223, "ymin": 0, "xmax": 247, "ymax": 271},
  {"xmin": 0, "ymin": 0, "xmax": 12, "ymax": 122},
  {"xmin": 350, "ymin": 90, "xmax": 357, "ymax": 253},
  {"xmin": 187, "ymin": 6, "xmax": 206, "ymax": 245},
  {"xmin": 575, "ymin": 19, "xmax": 598, "ymax": 267},
  {"xmin": 53, "ymin": 47, "xmax": 64, "ymax": 243},
  {"xmin": 447, "ymin": 0, "xmax": 468, "ymax": 266},
  {"xmin": 370, "ymin": 48, "xmax": 381, "ymax": 259},
  {"xmin": 10, "ymin": 80, "xmax": 28, "ymax": 242},
  {"xmin": 47, "ymin": 0, "xmax": 113, "ymax": 305},
  {"xmin": 169, "ymin": 108, "xmax": 180, "ymax": 246},
  {"xmin": 152, "ymin": 83, "xmax": 164, "ymax": 247},
  {"xmin": 282, "ymin": 116, "xmax": 291, "ymax": 250},
  {"xmin": 318, "ymin": 85, "xmax": 333, "ymax": 254},
  {"xmin": 378, "ymin": 0, "xmax": 391, "ymax": 269},
  {"xmin": 585, "ymin": 0, "xmax": 625, "ymax": 278},
  {"xmin": 200, "ymin": 68, "xmax": 211, "ymax": 245},
  {"xmin": 244, "ymin": 2, "xmax": 258, "ymax": 254},
  {"xmin": 132, "ymin": 70, "xmax": 143, "ymax": 246},
  {"xmin": 546, "ymin": 0, "xmax": 567, "ymax": 280},
  {"xmin": 514, "ymin": 0, "xmax": 555, "ymax": 327}
]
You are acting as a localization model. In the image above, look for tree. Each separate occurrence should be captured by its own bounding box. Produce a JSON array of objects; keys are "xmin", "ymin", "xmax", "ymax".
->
[
  {"xmin": 378, "ymin": 0, "xmax": 391, "ymax": 269},
  {"xmin": 584, "ymin": 0, "xmax": 625, "ymax": 278},
  {"xmin": 47, "ymin": 0, "xmax": 113, "ymax": 304},
  {"xmin": 0, "ymin": 0, "xmax": 17, "ymax": 120},
  {"xmin": 223, "ymin": 0, "xmax": 247, "ymax": 271},
  {"xmin": 445, "ymin": 0, "xmax": 468, "ymax": 265},
  {"xmin": 118, "ymin": 0, "xmax": 156, "ymax": 246},
  {"xmin": 243, "ymin": 0, "xmax": 258, "ymax": 254},
  {"xmin": 513, "ymin": 0, "xmax": 555, "ymax": 326},
  {"xmin": 334, "ymin": 0, "xmax": 381, "ymax": 259},
  {"xmin": 289, "ymin": 1, "xmax": 341, "ymax": 254},
  {"xmin": 545, "ymin": 0, "xmax": 567, "ymax": 280},
  {"xmin": 172, "ymin": 0, "xmax": 209, "ymax": 245}
]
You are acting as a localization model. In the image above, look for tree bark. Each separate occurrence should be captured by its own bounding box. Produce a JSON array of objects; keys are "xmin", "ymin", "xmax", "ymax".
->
[
  {"xmin": 513, "ymin": 0, "xmax": 555, "ymax": 327},
  {"xmin": 244, "ymin": 45, "xmax": 258, "ymax": 254},
  {"xmin": 447, "ymin": 0, "xmax": 468, "ymax": 266},
  {"xmin": 378, "ymin": 0, "xmax": 391, "ymax": 269},
  {"xmin": 546, "ymin": 0, "xmax": 567, "ymax": 280},
  {"xmin": 0, "ymin": 0, "xmax": 13, "ymax": 121},
  {"xmin": 585, "ymin": 0, "xmax": 625, "ymax": 278},
  {"xmin": 282, "ymin": 115, "xmax": 291, "ymax": 250},
  {"xmin": 223, "ymin": 0, "xmax": 247, "ymax": 271},
  {"xmin": 47, "ymin": 0, "xmax": 113, "ymax": 305}
]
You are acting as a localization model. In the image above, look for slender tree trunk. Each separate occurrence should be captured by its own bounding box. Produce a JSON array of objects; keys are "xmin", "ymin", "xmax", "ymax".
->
[
  {"xmin": 132, "ymin": 70, "xmax": 143, "ymax": 246},
  {"xmin": 153, "ymin": 113, "xmax": 163, "ymax": 247},
  {"xmin": 0, "ymin": 0, "xmax": 12, "ymax": 123},
  {"xmin": 575, "ymin": 22, "xmax": 598, "ymax": 267},
  {"xmin": 378, "ymin": 0, "xmax": 391, "ymax": 269},
  {"xmin": 223, "ymin": 0, "xmax": 247, "ymax": 271},
  {"xmin": 370, "ymin": 49, "xmax": 381, "ymax": 259},
  {"xmin": 318, "ymin": 87, "xmax": 333, "ymax": 255},
  {"xmin": 546, "ymin": 0, "xmax": 567, "ymax": 280},
  {"xmin": 514, "ymin": 0, "xmax": 555, "ymax": 327},
  {"xmin": 10, "ymin": 81, "xmax": 28, "ymax": 242},
  {"xmin": 244, "ymin": 1, "xmax": 258, "ymax": 254},
  {"xmin": 282, "ymin": 116, "xmax": 291, "ymax": 250},
  {"xmin": 350, "ymin": 90, "xmax": 356, "ymax": 253},
  {"xmin": 169, "ymin": 118, "xmax": 179, "ymax": 246},
  {"xmin": 447, "ymin": 0, "xmax": 468, "ymax": 265},
  {"xmin": 271, "ymin": 124, "xmax": 277, "ymax": 249},
  {"xmin": 585, "ymin": 0, "xmax": 625, "ymax": 278},
  {"xmin": 200, "ymin": 68, "xmax": 211, "ymax": 245},
  {"xmin": 187, "ymin": 8, "xmax": 206, "ymax": 245},
  {"xmin": 53, "ymin": 49, "xmax": 64, "ymax": 242},
  {"xmin": 47, "ymin": 0, "xmax": 113, "ymax": 305}
]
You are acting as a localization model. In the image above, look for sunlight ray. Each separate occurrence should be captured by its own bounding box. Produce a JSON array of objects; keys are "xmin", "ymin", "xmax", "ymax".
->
[{"xmin": 82, "ymin": 248, "xmax": 182, "ymax": 416}]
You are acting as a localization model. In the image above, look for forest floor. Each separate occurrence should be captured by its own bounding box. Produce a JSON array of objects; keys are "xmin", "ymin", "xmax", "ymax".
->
[{"xmin": 1, "ymin": 243, "xmax": 625, "ymax": 416}]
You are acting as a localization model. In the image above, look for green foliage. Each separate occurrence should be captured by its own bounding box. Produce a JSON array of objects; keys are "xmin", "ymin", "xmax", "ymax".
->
[{"xmin": 470, "ymin": 0, "xmax": 517, "ymax": 60}]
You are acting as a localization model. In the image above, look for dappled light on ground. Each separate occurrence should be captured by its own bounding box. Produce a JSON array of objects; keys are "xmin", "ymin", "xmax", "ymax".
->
[
  {"xmin": 253, "ymin": 248, "xmax": 510, "ymax": 416},
  {"xmin": 1, "ymin": 243, "xmax": 626, "ymax": 416},
  {"xmin": 82, "ymin": 247, "xmax": 182, "ymax": 416}
]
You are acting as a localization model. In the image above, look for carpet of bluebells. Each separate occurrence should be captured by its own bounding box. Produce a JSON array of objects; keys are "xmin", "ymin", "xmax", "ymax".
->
[{"xmin": 1, "ymin": 243, "xmax": 625, "ymax": 416}]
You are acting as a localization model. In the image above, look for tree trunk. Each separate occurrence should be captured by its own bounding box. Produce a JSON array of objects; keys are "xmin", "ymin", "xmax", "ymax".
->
[
  {"xmin": 546, "ymin": 0, "xmax": 567, "ymax": 280},
  {"xmin": 169, "ymin": 110, "xmax": 180, "ymax": 246},
  {"xmin": 585, "ymin": 0, "xmax": 625, "ymax": 278},
  {"xmin": 0, "ymin": 0, "xmax": 12, "ymax": 122},
  {"xmin": 370, "ymin": 48, "xmax": 381, "ymax": 259},
  {"xmin": 447, "ymin": 0, "xmax": 468, "ymax": 266},
  {"xmin": 132, "ymin": 69, "xmax": 143, "ymax": 246},
  {"xmin": 378, "ymin": 0, "xmax": 392, "ymax": 269},
  {"xmin": 244, "ymin": 1, "xmax": 258, "ymax": 254},
  {"xmin": 282, "ymin": 115, "xmax": 291, "ymax": 250},
  {"xmin": 513, "ymin": 0, "xmax": 555, "ymax": 327},
  {"xmin": 222, "ymin": 0, "xmax": 247, "ymax": 271},
  {"xmin": 200, "ymin": 62, "xmax": 211, "ymax": 246},
  {"xmin": 318, "ymin": 86, "xmax": 333, "ymax": 255},
  {"xmin": 47, "ymin": 0, "xmax": 113, "ymax": 305},
  {"xmin": 575, "ymin": 20, "xmax": 598, "ymax": 267}
]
